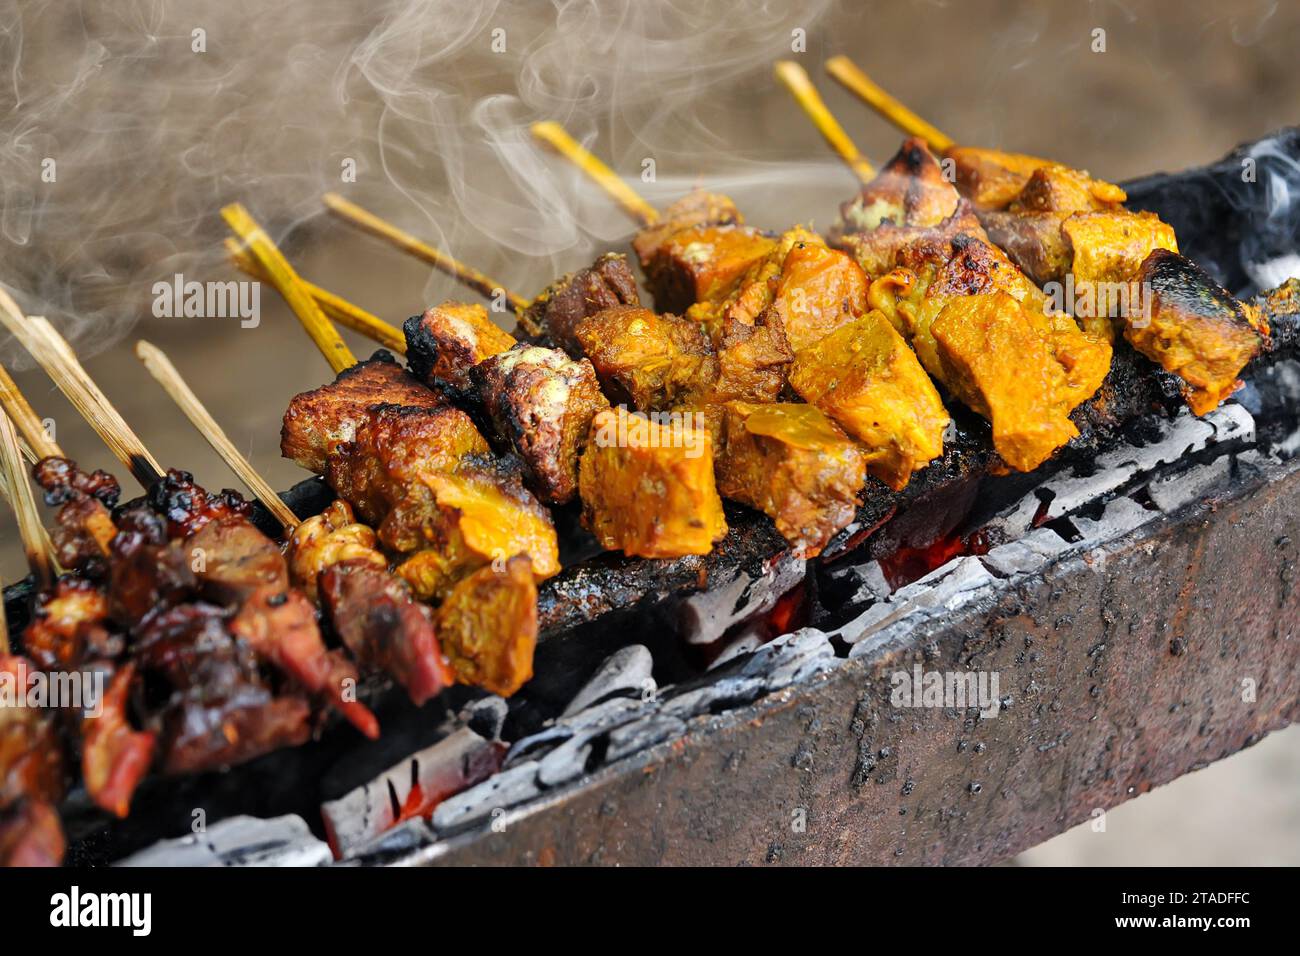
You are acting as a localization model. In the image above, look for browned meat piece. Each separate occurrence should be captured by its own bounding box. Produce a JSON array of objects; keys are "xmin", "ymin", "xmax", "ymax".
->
[
  {"xmin": 186, "ymin": 516, "xmax": 291, "ymax": 605},
  {"xmin": 433, "ymin": 555, "xmax": 537, "ymax": 697},
  {"xmin": 320, "ymin": 560, "xmax": 452, "ymax": 707},
  {"xmin": 132, "ymin": 603, "xmax": 314, "ymax": 775},
  {"xmin": 0, "ymin": 799, "xmax": 65, "ymax": 867},
  {"xmin": 392, "ymin": 457, "xmax": 560, "ymax": 601},
  {"xmin": 1128, "ymin": 249, "xmax": 1267, "ymax": 415},
  {"xmin": 638, "ymin": 224, "xmax": 778, "ymax": 315},
  {"xmin": 145, "ymin": 469, "xmax": 256, "ymax": 540},
  {"xmin": 288, "ymin": 500, "xmax": 387, "ymax": 601},
  {"xmin": 1008, "ymin": 164, "xmax": 1127, "ymax": 214},
  {"xmin": 835, "ymin": 138, "xmax": 961, "ymax": 238},
  {"xmin": 325, "ymin": 403, "xmax": 490, "ymax": 531},
  {"xmin": 836, "ymin": 204, "xmax": 989, "ymax": 279},
  {"xmin": 516, "ymin": 252, "xmax": 641, "ymax": 353},
  {"xmin": 717, "ymin": 402, "xmax": 867, "ymax": 557},
  {"xmin": 788, "ymin": 311, "xmax": 950, "ymax": 490},
  {"xmin": 282, "ymin": 350, "xmax": 443, "ymax": 473},
  {"xmin": 699, "ymin": 312, "xmax": 793, "ymax": 438},
  {"xmin": 947, "ymin": 147, "xmax": 1125, "ymax": 212},
  {"xmin": 978, "ymin": 210, "xmax": 1072, "ymax": 287},
  {"xmin": 0, "ymin": 655, "xmax": 66, "ymax": 809},
  {"xmin": 470, "ymin": 344, "xmax": 611, "ymax": 504},
  {"xmin": 230, "ymin": 586, "xmax": 379, "ymax": 739},
  {"xmin": 631, "ymin": 189, "xmax": 743, "ymax": 268},
  {"xmin": 580, "ymin": 407, "xmax": 727, "ymax": 558},
  {"xmin": 81, "ymin": 663, "xmax": 155, "ymax": 818},
  {"xmin": 573, "ymin": 306, "xmax": 718, "ymax": 411},
  {"xmin": 21, "ymin": 577, "xmax": 116, "ymax": 672},
  {"xmin": 32, "ymin": 456, "xmax": 121, "ymax": 576},
  {"xmin": 107, "ymin": 508, "xmax": 198, "ymax": 628},
  {"xmin": 403, "ymin": 301, "xmax": 516, "ymax": 397}
]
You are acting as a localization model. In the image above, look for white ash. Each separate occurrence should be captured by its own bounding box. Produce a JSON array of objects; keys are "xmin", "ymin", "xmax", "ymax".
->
[
  {"xmin": 116, "ymin": 814, "xmax": 330, "ymax": 868},
  {"xmin": 679, "ymin": 553, "xmax": 807, "ymax": 645},
  {"xmin": 562, "ymin": 645, "xmax": 654, "ymax": 716}
]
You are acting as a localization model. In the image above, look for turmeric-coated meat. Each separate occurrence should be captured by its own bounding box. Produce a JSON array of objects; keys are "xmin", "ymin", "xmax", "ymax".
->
[
  {"xmin": 433, "ymin": 555, "xmax": 538, "ymax": 697},
  {"xmin": 403, "ymin": 301, "xmax": 516, "ymax": 397},
  {"xmin": 516, "ymin": 252, "xmax": 640, "ymax": 354}
]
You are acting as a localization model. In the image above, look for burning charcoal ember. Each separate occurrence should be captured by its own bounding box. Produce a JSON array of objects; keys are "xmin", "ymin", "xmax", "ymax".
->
[
  {"xmin": 319, "ymin": 560, "xmax": 452, "ymax": 707},
  {"xmin": 605, "ymin": 714, "xmax": 687, "ymax": 763},
  {"xmin": 516, "ymin": 252, "xmax": 641, "ymax": 353},
  {"xmin": 579, "ymin": 407, "xmax": 727, "ymax": 558},
  {"xmin": 718, "ymin": 402, "xmax": 868, "ymax": 557},
  {"xmin": 433, "ymin": 556, "xmax": 538, "ymax": 697},
  {"xmin": 320, "ymin": 726, "xmax": 503, "ymax": 858},
  {"xmin": 470, "ymin": 343, "xmax": 611, "ymax": 504},
  {"xmin": 823, "ymin": 559, "xmax": 891, "ymax": 608},
  {"xmin": 573, "ymin": 306, "xmax": 718, "ymax": 411},
  {"xmin": 562, "ymin": 645, "xmax": 654, "ymax": 717},
  {"xmin": 980, "ymin": 527, "xmax": 1072, "ymax": 578},
  {"xmin": 430, "ymin": 760, "xmax": 542, "ymax": 835},
  {"xmin": 116, "ymin": 814, "xmax": 331, "ymax": 867},
  {"xmin": 987, "ymin": 404, "xmax": 1253, "ymax": 537},
  {"xmin": 459, "ymin": 694, "xmax": 509, "ymax": 740},
  {"xmin": 678, "ymin": 550, "xmax": 807, "ymax": 646},
  {"xmin": 325, "ymin": 403, "xmax": 491, "ymax": 531},
  {"xmin": 733, "ymin": 627, "xmax": 839, "ymax": 692},
  {"xmin": 281, "ymin": 351, "xmax": 443, "ymax": 473},
  {"xmin": 659, "ymin": 676, "xmax": 766, "ymax": 720},
  {"xmin": 788, "ymin": 311, "xmax": 949, "ymax": 490},
  {"xmin": 403, "ymin": 301, "xmax": 516, "ymax": 398},
  {"xmin": 134, "ymin": 603, "xmax": 314, "ymax": 774},
  {"xmin": 838, "ymin": 556, "xmax": 995, "ymax": 649},
  {"xmin": 393, "ymin": 460, "xmax": 560, "ymax": 601},
  {"xmin": 631, "ymin": 191, "xmax": 776, "ymax": 314},
  {"xmin": 287, "ymin": 500, "xmax": 387, "ymax": 601},
  {"xmin": 1128, "ymin": 250, "xmax": 1267, "ymax": 415},
  {"xmin": 81, "ymin": 663, "xmax": 155, "ymax": 819},
  {"xmin": 0, "ymin": 799, "xmax": 65, "ymax": 867},
  {"xmin": 230, "ymin": 586, "xmax": 379, "ymax": 739}
]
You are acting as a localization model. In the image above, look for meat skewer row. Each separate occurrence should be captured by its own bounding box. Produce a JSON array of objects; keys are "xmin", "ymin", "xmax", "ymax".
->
[
  {"xmin": 227, "ymin": 207, "xmax": 546, "ymax": 697},
  {"xmin": 823, "ymin": 56, "xmax": 1264, "ymax": 416}
]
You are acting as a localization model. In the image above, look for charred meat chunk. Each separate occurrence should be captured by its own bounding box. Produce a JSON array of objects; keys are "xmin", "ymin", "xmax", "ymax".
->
[
  {"xmin": 433, "ymin": 555, "xmax": 538, "ymax": 697},
  {"xmin": 718, "ymin": 402, "xmax": 867, "ymax": 557},
  {"xmin": 229, "ymin": 586, "xmax": 379, "ymax": 739},
  {"xmin": 470, "ymin": 344, "xmax": 610, "ymax": 504},
  {"xmin": 574, "ymin": 306, "xmax": 719, "ymax": 411},
  {"xmin": 393, "ymin": 457, "xmax": 560, "ymax": 601},
  {"xmin": 579, "ymin": 407, "xmax": 727, "ymax": 558},
  {"xmin": 320, "ymin": 560, "xmax": 452, "ymax": 708},
  {"xmin": 1128, "ymin": 249, "xmax": 1266, "ymax": 415},
  {"xmin": 132, "ymin": 603, "xmax": 314, "ymax": 775},
  {"xmin": 32, "ymin": 456, "xmax": 120, "ymax": 577},
  {"xmin": 145, "ymin": 469, "xmax": 255, "ymax": 540},
  {"xmin": 186, "ymin": 516, "xmax": 291, "ymax": 606},
  {"xmin": 404, "ymin": 301, "xmax": 516, "ymax": 397},
  {"xmin": 325, "ymin": 403, "xmax": 490, "ymax": 532},
  {"xmin": 516, "ymin": 252, "xmax": 640, "ymax": 353},
  {"xmin": 788, "ymin": 311, "xmax": 949, "ymax": 491},
  {"xmin": 835, "ymin": 138, "xmax": 961, "ymax": 238},
  {"xmin": 282, "ymin": 350, "xmax": 443, "ymax": 473}
]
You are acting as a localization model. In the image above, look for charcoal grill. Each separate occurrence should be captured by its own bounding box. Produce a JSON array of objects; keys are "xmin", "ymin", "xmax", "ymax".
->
[{"xmin": 5, "ymin": 130, "xmax": 1300, "ymax": 866}]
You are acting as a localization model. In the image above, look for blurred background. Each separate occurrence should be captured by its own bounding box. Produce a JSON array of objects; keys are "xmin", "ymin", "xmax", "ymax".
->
[{"xmin": 1, "ymin": 0, "xmax": 1297, "ymax": 864}]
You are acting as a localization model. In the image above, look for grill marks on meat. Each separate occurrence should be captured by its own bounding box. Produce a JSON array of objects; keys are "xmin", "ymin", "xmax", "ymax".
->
[
  {"xmin": 320, "ymin": 560, "xmax": 451, "ymax": 706},
  {"xmin": 470, "ymin": 344, "xmax": 610, "ymax": 504},
  {"xmin": 404, "ymin": 301, "xmax": 516, "ymax": 399},
  {"xmin": 516, "ymin": 252, "xmax": 641, "ymax": 354},
  {"xmin": 282, "ymin": 351, "xmax": 444, "ymax": 473}
]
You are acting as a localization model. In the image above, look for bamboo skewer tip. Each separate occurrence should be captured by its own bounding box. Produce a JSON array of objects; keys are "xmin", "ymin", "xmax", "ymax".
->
[{"xmin": 530, "ymin": 120, "xmax": 660, "ymax": 228}]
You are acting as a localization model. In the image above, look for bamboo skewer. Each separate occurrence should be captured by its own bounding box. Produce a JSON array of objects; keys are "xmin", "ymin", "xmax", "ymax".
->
[
  {"xmin": 530, "ymin": 121, "xmax": 661, "ymax": 228},
  {"xmin": 135, "ymin": 341, "xmax": 300, "ymax": 532},
  {"xmin": 221, "ymin": 203, "xmax": 357, "ymax": 374},
  {"xmin": 775, "ymin": 60, "xmax": 876, "ymax": 184},
  {"xmin": 0, "ymin": 290, "xmax": 163, "ymax": 488},
  {"xmin": 224, "ymin": 239, "xmax": 406, "ymax": 354},
  {"xmin": 322, "ymin": 193, "xmax": 529, "ymax": 313},
  {"xmin": 0, "ymin": 409, "xmax": 55, "ymax": 595},
  {"xmin": 825, "ymin": 55, "xmax": 954, "ymax": 154},
  {"xmin": 0, "ymin": 362, "xmax": 64, "ymax": 461}
]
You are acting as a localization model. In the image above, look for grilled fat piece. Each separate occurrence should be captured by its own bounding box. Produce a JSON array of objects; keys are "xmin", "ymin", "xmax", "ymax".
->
[
  {"xmin": 580, "ymin": 407, "xmax": 727, "ymax": 558},
  {"xmin": 717, "ymin": 402, "xmax": 868, "ymax": 557}
]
